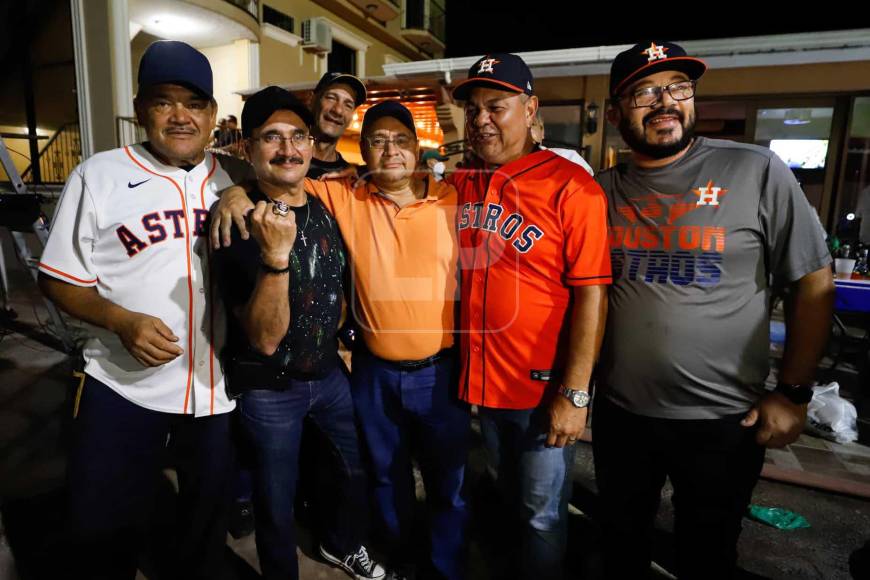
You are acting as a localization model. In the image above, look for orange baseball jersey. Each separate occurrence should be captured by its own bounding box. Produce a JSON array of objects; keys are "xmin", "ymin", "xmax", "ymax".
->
[{"xmin": 449, "ymin": 149, "xmax": 611, "ymax": 409}]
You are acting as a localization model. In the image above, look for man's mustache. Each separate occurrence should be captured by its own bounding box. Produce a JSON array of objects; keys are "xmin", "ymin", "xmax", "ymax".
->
[
  {"xmin": 270, "ymin": 155, "xmax": 305, "ymax": 165},
  {"xmin": 643, "ymin": 108, "xmax": 684, "ymax": 125}
]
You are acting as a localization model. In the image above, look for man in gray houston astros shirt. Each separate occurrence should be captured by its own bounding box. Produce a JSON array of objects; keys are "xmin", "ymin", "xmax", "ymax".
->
[{"xmin": 592, "ymin": 41, "xmax": 836, "ymax": 580}]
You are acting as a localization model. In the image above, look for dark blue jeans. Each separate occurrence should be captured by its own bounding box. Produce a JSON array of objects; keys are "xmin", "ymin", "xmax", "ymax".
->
[
  {"xmin": 67, "ymin": 376, "xmax": 233, "ymax": 580},
  {"xmin": 351, "ymin": 351, "xmax": 471, "ymax": 579},
  {"xmin": 239, "ymin": 366, "xmax": 368, "ymax": 580},
  {"xmin": 478, "ymin": 405, "xmax": 576, "ymax": 580}
]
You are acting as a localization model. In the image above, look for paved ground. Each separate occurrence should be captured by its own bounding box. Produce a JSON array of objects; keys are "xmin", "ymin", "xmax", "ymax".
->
[{"xmin": 1, "ymin": 233, "xmax": 869, "ymax": 579}]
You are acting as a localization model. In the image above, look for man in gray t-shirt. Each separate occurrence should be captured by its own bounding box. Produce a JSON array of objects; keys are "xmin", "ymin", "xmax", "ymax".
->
[{"xmin": 593, "ymin": 41, "xmax": 835, "ymax": 580}]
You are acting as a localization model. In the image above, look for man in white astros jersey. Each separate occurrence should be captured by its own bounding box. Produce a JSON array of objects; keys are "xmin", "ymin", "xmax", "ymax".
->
[{"xmin": 38, "ymin": 40, "xmax": 251, "ymax": 579}]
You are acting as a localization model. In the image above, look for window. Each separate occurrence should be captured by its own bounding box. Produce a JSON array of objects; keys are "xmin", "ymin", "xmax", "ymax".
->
[
  {"xmin": 263, "ymin": 5, "xmax": 294, "ymax": 35},
  {"xmin": 328, "ymin": 40, "xmax": 356, "ymax": 75}
]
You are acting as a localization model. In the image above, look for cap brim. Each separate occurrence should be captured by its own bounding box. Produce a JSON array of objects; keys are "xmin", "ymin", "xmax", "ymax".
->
[
  {"xmin": 611, "ymin": 57, "xmax": 707, "ymax": 97},
  {"xmin": 318, "ymin": 74, "xmax": 367, "ymax": 107},
  {"xmin": 452, "ymin": 78, "xmax": 525, "ymax": 101}
]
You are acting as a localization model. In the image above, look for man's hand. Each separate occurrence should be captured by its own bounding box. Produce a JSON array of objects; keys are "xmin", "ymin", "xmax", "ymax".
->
[
  {"xmin": 741, "ymin": 391, "xmax": 807, "ymax": 448},
  {"xmin": 113, "ymin": 311, "xmax": 184, "ymax": 367},
  {"xmin": 249, "ymin": 201, "xmax": 297, "ymax": 266},
  {"xmin": 547, "ymin": 394, "xmax": 588, "ymax": 448},
  {"xmin": 210, "ymin": 186, "xmax": 256, "ymax": 249}
]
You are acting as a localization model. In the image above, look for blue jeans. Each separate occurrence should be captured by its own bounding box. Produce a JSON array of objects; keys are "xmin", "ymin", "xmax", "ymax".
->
[
  {"xmin": 479, "ymin": 405, "xmax": 576, "ymax": 580},
  {"xmin": 239, "ymin": 367, "xmax": 368, "ymax": 580},
  {"xmin": 351, "ymin": 351, "xmax": 471, "ymax": 579}
]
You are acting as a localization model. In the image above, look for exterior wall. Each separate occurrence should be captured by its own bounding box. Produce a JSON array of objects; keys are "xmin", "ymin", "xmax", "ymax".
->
[{"xmin": 260, "ymin": 0, "xmax": 413, "ymax": 87}]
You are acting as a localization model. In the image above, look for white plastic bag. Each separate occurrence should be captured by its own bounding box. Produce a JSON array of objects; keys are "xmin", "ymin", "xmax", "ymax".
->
[{"xmin": 805, "ymin": 382, "xmax": 859, "ymax": 444}]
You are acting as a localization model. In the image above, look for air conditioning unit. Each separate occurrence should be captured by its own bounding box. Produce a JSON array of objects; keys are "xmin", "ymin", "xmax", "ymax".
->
[{"xmin": 301, "ymin": 18, "xmax": 332, "ymax": 54}]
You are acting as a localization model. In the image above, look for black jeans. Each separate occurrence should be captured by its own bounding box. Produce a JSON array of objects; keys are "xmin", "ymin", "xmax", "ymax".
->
[
  {"xmin": 67, "ymin": 376, "xmax": 233, "ymax": 580},
  {"xmin": 592, "ymin": 395, "xmax": 766, "ymax": 580}
]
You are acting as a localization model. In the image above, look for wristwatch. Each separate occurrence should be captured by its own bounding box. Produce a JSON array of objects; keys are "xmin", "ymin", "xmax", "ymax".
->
[
  {"xmin": 559, "ymin": 385, "xmax": 591, "ymax": 408},
  {"xmin": 774, "ymin": 382, "xmax": 814, "ymax": 405}
]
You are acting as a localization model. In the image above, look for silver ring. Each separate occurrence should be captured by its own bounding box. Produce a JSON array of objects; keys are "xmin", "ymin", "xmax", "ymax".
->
[{"xmin": 272, "ymin": 200, "xmax": 290, "ymax": 217}]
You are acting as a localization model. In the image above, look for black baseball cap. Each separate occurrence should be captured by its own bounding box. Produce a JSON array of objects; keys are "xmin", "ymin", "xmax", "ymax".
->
[
  {"xmin": 452, "ymin": 53, "xmax": 534, "ymax": 101},
  {"xmin": 361, "ymin": 101, "xmax": 416, "ymax": 136},
  {"xmin": 242, "ymin": 86, "xmax": 314, "ymax": 138},
  {"xmin": 609, "ymin": 41, "xmax": 706, "ymax": 98},
  {"xmin": 314, "ymin": 72, "xmax": 367, "ymax": 107},
  {"xmin": 138, "ymin": 40, "xmax": 213, "ymax": 99}
]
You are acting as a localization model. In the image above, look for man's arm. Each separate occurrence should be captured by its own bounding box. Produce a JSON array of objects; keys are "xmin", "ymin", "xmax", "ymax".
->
[
  {"xmin": 38, "ymin": 275, "xmax": 183, "ymax": 367},
  {"xmin": 238, "ymin": 201, "xmax": 297, "ymax": 356},
  {"xmin": 211, "ymin": 177, "xmax": 352, "ymax": 249},
  {"xmin": 547, "ymin": 284, "xmax": 608, "ymax": 448},
  {"xmin": 741, "ymin": 266, "xmax": 835, "ymax": 447}
]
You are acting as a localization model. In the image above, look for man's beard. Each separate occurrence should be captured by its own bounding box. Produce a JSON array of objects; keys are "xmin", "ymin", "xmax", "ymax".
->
[{"xmin": 619, "ymin": 107, "xmax": 695, "ymax": 160}]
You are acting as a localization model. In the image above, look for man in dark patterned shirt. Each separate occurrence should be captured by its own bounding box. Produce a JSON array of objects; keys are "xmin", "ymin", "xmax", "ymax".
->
[{"xmin": 214, "ymin": 86, "xmax": 385, "ymax": 580}]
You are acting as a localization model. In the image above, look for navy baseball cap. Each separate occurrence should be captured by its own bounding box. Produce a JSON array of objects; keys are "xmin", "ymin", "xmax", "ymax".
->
[
  {"xmin": 361, "ymin": 101, "xmax": 416, "ymax": 136},
  {"xmin": 452, "ymin": 53, "xmax": 534, "ymax": 101},
  {"xmin": 242, "ymin": 86, "xmax": 314, "ymax": 138},
  {"xmin": 314, "ymin": 72, "xmax": 367, "ymax": 107},
  {"xmin": 137, "ymin": 40, "xmax": 213, "ymax": 98},
  {"xmin": 609, "ymin": 41, "xmax": 706, "ymax": 97}
]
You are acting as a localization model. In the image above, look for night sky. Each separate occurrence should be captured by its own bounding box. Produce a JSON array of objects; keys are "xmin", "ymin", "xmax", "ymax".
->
[{"xmin": 445, "ymin": 8, "xmax": 857, "ymax": 58}]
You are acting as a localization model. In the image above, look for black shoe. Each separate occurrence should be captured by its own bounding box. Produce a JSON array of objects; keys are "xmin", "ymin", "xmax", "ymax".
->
[
  {"xmin": 319, "ymin": 544, "xmax": 386, "ymax": 579},
  {"xmin": 228, "ymin": 500, "xmax": 254, "ymax": 539}
]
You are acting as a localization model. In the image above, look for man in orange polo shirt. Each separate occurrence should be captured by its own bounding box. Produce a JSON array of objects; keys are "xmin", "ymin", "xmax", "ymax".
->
[{"xmin": 212, "ymin": 101, "xmax": 469, "ymax": 580}]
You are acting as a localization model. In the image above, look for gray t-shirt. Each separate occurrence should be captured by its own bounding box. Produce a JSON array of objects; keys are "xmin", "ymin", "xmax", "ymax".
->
[{"xmin": 595, "ymin": 137, "xmax": 831, "ymax": 419}]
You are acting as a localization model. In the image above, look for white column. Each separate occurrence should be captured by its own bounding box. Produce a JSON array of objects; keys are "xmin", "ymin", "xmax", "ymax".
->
[
  {"xmin": 248, "ymin": 40, "xmax": 260, "ymax": 90},
  {"xmin": 109, "ymin": 0, "xmax": 134, "ymax": 118},
  {"xmin": 70, "ymin": 0, "xmax": 93, "ymax": 158}
]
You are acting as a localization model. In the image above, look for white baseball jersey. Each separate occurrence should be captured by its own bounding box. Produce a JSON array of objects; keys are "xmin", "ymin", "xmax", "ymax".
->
[{"xmin": 39, "ymin": 144, "xmax": 252, "ymax": 417}]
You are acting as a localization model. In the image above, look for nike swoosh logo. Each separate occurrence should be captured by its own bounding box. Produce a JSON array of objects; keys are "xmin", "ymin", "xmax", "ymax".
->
[{"xmin": 128, "ymin": 179, "xmax": 150, "ymax": 188}]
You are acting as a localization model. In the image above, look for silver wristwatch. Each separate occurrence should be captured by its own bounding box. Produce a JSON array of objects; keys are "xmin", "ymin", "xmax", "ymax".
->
[{"xmin": 559, "ymin": 386, "xmax": 590, "ymax": 408}]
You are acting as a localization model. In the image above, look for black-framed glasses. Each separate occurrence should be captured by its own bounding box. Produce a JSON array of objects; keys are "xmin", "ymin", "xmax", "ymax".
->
[
  {"xmin": 364, "ymin": 134, "xmax": 416, "ymax": 150},
  {"xmin": 254, "ymin": 132, "xmax": 315, "ymax": 149},
  {"xmin": 622, "ymin": 80, "xmax": 696, "ymax": 108}
]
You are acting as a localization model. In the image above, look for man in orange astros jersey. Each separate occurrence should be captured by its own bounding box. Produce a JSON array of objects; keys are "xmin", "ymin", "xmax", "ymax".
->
[{"xmin": 449, "ymin": 52, "xmax": 611, "ymax": 580}]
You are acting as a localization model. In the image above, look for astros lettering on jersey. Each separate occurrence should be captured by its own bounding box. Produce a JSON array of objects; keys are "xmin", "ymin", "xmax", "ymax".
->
[
  {"xmin": 449, "ymin": 150, "xmax": 612, "ymax": 409},
  {"xmin": 39, "ymin": 144, "xmax": 250, "ymax": 417}
]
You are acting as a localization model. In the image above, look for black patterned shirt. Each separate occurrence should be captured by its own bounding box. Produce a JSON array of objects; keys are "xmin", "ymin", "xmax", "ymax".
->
[{"xmin": 216, "ymin": 188, "xmax": 346, "ymax": 384}]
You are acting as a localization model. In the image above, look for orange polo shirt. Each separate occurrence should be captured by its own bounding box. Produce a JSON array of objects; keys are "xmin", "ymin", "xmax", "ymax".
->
[{"xmin": 305, "ymin": 176, "xmax": 458, "ymax": 361}]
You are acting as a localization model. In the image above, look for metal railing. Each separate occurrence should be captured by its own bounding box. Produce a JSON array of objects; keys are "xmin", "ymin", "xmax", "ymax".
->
[
  {"xmin": 21, "ymin": 123, "xmax": 81, "ymax": 184},
  {"xmin": 428, "ymin": 0, "xmax": 445, "ymax": 44}
]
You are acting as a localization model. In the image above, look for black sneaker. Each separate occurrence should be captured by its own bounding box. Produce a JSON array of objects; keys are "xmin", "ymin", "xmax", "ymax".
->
[
  {"xmin": 319, "ymin": 544, "xmax": 386, "ymax": 580},
  {"xmin": 227, "ymin": 499, "xmax": 254, "ymax": 539}
]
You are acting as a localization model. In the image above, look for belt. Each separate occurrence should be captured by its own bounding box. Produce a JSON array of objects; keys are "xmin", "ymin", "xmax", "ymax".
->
[{"xmin": 375, "ymin": 348, "xmax": 454, "ymax": 371}]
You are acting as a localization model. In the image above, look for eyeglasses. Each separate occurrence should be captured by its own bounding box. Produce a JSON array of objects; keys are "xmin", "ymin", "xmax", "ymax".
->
[
  {"xmin": 364, "ymin": 134, "xmax": 416, "ymax": 150},
  {"xmin": 254, "ymin": 132, "xmax": 315, "ymax": 149},
  {"xmin": 622, "ymin": 80, "xmax": 696, "ymax": 109}
]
